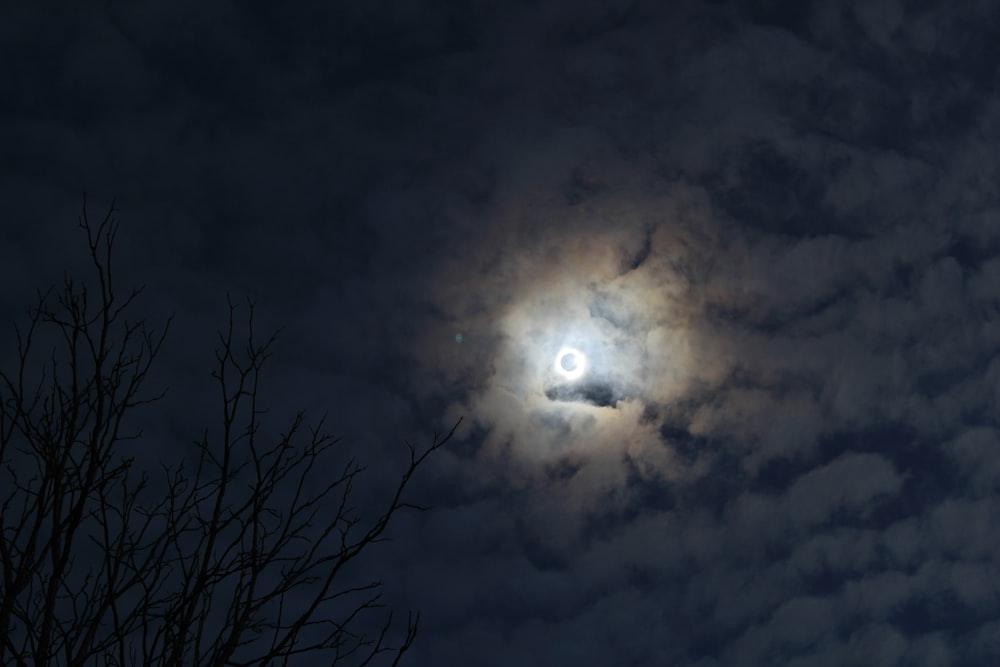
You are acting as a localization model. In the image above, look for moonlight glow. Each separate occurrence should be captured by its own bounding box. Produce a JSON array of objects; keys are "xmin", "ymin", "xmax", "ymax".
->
[{"xmin": 555, "ymin": 347, "xmax": 586, "ymax": 381}]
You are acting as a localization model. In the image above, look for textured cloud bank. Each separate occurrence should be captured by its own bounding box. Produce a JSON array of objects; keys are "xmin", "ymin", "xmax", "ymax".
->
[
  {"xmin": 394, "ymin": 3, "xmax": 1000, "ymax": 665},
  {"xmin": 5, "ymin": 1, "xmax": 1000, "ymax": 665}
]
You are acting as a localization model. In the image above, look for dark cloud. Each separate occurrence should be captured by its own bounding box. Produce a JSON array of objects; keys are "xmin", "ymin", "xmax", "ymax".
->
[
  {"xmin": 545, "ymin": 380, "xmax": 619, "ymax": 408},
  {"xmin": 5, "ymin": 0, "xmax": 1000, "ymax": 664}
]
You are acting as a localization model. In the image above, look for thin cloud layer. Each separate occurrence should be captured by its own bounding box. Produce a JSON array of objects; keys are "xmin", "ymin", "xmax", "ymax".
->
[
  {"xmin": 396, "ymin": 3, "xmax": 1000, "ymax": 664},
  {"xmin": 4, "ymin": 1, "xmax": 1000, "ymax": 665}
]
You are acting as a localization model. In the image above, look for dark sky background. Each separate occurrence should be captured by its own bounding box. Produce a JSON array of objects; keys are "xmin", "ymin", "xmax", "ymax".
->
[{"xmin": 5, "ymin": 1, "xmax": 1000, "ymax": 664}]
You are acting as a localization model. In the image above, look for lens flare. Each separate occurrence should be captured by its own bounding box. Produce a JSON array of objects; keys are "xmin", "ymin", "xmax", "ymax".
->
[{"xmin": 555, "ymin": 347, "xmax": 586, "ymax": 381}]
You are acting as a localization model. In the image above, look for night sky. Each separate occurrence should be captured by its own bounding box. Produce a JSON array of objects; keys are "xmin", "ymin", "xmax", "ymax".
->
[{"xmin": 5, "ymin": 1, "xmax": 1000, "ymax": 664}]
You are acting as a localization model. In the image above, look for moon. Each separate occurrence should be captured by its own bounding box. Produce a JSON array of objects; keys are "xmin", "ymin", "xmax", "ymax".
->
[{"xmin": 555, "ymin": 347, "xmax": 586, "ymax": 381}]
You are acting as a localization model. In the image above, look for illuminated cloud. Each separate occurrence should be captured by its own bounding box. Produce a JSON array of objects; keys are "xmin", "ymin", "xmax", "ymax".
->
[{"xmin": 6, "ymin": 1, "xmax": 1000, "ymax": 664}]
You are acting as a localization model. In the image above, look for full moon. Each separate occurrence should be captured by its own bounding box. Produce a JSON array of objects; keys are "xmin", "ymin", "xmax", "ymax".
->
[{"xmin": 555, "ymin": 347, "xmax": 586, "ymax": 380}]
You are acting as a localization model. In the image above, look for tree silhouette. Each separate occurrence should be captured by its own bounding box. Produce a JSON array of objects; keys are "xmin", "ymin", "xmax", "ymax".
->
[{"xmin": 0, "ymin": 200, "xmax": 457, "ymax": 666}]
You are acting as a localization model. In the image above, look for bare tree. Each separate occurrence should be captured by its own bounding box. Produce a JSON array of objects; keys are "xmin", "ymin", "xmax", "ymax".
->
[{"xmin": 0, "ymin": 200, "xmax": 457, "ymax": 666}]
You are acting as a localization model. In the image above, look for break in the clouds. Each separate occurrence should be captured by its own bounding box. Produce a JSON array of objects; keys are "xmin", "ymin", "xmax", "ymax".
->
[{"xmin": 5, "ymin": 1, "xmax": 1000, "ymax": 664}]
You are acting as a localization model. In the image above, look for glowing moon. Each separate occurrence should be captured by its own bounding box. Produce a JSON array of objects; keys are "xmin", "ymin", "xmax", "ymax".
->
[{"xmin": 555, "ymin": 347, "xmax": 586, "ymax": 380}]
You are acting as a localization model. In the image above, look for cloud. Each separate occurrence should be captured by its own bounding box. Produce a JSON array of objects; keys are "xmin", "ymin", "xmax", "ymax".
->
[
  {"xmin": 6, "ymin": 0, "xmax": 1000, "ymax": 664},
  {"xmin": 377, "ymin": 3, "xmax": 1000, "ymax": 663}
]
